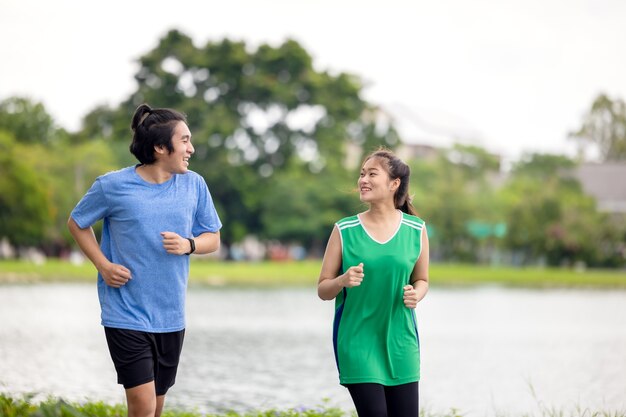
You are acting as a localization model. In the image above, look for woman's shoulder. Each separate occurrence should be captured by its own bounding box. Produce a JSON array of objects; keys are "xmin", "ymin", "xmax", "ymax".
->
[
  {"xmin": 335, "ymin": 214, "xmax": 360, "ymax": 228},
  {"xmin": 401, "ymin": 212, "xmax": 426, "ymax": 228}
]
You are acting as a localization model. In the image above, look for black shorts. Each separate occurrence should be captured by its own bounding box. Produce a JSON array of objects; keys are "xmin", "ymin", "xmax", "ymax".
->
[{"xmin": 104, "ymin": 327, "xmax": 185, "ymax": 395}]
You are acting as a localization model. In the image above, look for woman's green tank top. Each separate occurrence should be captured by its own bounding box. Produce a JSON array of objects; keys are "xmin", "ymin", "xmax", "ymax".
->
[{"xmin": 333, "ymin": 211, "xmax": 425, "ymax": 386}]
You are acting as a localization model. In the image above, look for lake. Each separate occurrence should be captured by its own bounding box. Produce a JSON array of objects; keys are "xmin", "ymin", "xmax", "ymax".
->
[{"xmin": 0, "ymin": 284, "xmax": 625, "ymax": 416}]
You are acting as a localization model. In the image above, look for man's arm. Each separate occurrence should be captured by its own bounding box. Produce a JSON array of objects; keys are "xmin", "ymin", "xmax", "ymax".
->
[
  {"xmin": 193, "ymin": 231, "xmax": 221, "ymax": 255},
  {"xmin": 67, "ymin": 217, "xmax": 131, "ymax": 287},
  {"xmin": 160, "ymin": 230, "xmax": 221, "ymax": 255}
]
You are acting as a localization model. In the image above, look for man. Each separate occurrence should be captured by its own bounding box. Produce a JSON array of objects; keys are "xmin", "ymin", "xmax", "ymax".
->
[{"xmin": 68, "ymin": 104, "xmax": 221, "ymax": 417}]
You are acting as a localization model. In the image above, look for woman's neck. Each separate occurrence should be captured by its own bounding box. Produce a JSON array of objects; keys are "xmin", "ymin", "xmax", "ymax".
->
[{"xmin": 363, "ymin": 202, "xmax": 398, "ymax": 223}]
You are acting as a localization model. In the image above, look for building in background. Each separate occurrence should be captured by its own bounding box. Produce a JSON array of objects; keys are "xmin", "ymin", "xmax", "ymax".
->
[{"xmin": 574, "ymin": 163, "xmax": 626, "ymax": 219}]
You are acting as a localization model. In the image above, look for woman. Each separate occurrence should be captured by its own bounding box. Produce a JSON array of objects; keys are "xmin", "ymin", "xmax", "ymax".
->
[{"xmin": 318, "ymin": 148, "xmax": 429, "ymax": 417}]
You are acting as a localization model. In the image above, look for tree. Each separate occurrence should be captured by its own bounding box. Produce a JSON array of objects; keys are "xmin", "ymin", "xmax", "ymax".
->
[
  {"xmin": 501, "ymin": 153, "xmax": 622, "ymax": 266},
  {"xmin": 0, "ymin": 97, "xmax": 59, "ymax": 144},
  {"xmin": 0, "ymin": 132, "xmax": 52, "ymax": 247},
  {"xmin": 570, "ymin": 93, "xmax": 626, "ymax": 161},
  {"xmin": 260, "ymin": 163, "xmax": 358, "ymax": 250},
  {"xmin": 408, "ymin": 144, "xmax": 503, "ymax": 262},
  {"xmin": 22, "ymin": 139, "xmax": 118, "ymax": 252},
  {"xmin": 79, "ymin": 30, "xmax": 399, "ymax": 245},
  {"xmin": 0, "ymin": 97, "xmax": 118, "ymax": 253}
]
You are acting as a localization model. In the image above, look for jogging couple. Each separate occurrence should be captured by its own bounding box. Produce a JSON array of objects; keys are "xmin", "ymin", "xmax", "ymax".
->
[{"xmin": 69, "ymin": 104, "xmax": 429, "ymax": 417}]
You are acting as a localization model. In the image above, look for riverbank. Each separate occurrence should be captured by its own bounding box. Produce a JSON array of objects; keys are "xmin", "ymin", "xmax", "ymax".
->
[
  {"xmin": 1, "ymin": 394, "xmax": 624, "ymax": 417},
  {"xmin": 0, "ymin": 259, "xmax": 625, "ymax": 288},
  {"xmin": 2, "ymin": 394, "xmax": 347, "ymax": 417}
]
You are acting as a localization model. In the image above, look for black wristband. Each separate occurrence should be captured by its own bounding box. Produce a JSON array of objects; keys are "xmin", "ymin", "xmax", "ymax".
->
[{"xmin": 185, "ymin": 238, "xmax": 196, "ymax": 255}]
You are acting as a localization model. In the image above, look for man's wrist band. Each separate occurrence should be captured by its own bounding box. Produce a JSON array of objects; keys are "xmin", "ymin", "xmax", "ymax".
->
[{"xmin": 185, "ymin": 238, "xmax": 196, "ymax": 255}]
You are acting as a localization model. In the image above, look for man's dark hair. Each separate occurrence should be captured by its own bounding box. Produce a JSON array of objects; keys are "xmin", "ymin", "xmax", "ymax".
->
[{"xmin": 129, "ymin": 104, "xmax": 187, "ymax": 164}]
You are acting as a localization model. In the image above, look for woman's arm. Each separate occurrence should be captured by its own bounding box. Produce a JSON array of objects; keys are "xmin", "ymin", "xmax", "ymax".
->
[
  {"xmin": 404, "ymin": 226, "xmax": 430, "ymax": 308},
  {"xmin": 317, "ymin": 226, "xmax": 364, "ymax": 300}
]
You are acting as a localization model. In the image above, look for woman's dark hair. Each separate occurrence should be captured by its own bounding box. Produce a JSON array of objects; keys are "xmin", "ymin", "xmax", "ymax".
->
[
  {"xmin": 362, "ymin": 148, "xmax": 418, "ymax": 216},
  {"xmin": 129, "ymin": 104, "xmax": 187, "ymax": 164}
]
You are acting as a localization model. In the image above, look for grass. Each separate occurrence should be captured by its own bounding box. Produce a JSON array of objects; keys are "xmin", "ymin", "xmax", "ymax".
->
[
  {"xmin": 0, "ymin": 394, "xmax": 348, "ymax": 417},
  {"xmin": 1, "ymin": 394, "xmax": 624, "ymax": 417},
  {"xmin": 427, "ymin": 263, "xmax": 626, "ymax": 289},
  {"xmin": 0, "ymin": 259, "xmax": 625, "ymax": 289}
]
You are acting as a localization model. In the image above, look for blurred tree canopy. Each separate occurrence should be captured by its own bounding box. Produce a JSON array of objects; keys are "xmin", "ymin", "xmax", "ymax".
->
[
  {"xmin": 1, "ymin": 31, "xmax": 624, "ymax": 267},
  {"xmin": 78, "ymin": 30, "xmax": 399, "ymax": 245},
  {"xmin": 0, "ymin": 97, "xmax": 58, "ymax": 145},
  {"xmin": 0, "ymin": 131, "xmax": 51, "ymax": 246},
  {"xmin": 570, "ymin": 93, "xmax": 626, "ymax": 161},
  {"xmin": 0, "ymin": 97, "xmax": 117, "ymax": 254},
  {"xmin": 409, "ymin": 144, "xmax": 504, "ymax": 262},
  {"xmin": 500, "ymin": 153, "xmax": 624, "ymax": 267}
]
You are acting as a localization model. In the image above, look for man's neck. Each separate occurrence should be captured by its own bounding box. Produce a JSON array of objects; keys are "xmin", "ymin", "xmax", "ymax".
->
[{"xmin": 135, "ymin": 164, "xmax": 172, "ymax": 184}]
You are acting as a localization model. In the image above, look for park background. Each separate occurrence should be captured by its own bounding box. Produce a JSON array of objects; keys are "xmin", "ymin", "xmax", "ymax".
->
[{"xmin": 1, "ymin": 1, "xmax": 626, "ymax": 416}]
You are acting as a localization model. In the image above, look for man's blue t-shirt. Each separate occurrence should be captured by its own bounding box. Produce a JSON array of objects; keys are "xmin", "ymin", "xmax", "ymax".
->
[{"xmin": 70, "ymin": 166, "xmax": 222, "ymax": 332}]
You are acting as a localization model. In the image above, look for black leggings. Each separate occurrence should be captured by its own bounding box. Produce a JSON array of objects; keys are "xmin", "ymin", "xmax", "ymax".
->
[{"xmin": 346, "ymin": 382, "xmax": 419, "ymax": 417}]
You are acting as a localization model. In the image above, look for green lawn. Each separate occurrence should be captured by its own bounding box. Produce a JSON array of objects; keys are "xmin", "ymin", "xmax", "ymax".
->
[
  {"xmin": 1, "ymin": 259, "xmax": 625, "ymax": 288},
  {"xmin": 1, "ymin": 394, "xmax": 624, "ymax": 417}
]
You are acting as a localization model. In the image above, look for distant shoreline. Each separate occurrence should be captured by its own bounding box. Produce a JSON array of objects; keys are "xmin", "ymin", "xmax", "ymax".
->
[{"xmin": 1, "ymin": 259, "xmax": 625, "ymax": 289}]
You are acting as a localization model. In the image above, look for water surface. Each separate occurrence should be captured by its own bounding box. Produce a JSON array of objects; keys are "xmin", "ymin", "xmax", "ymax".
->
[{"xmin": 0, "ymin": 284, "xmax": 624, "ymax": 415}]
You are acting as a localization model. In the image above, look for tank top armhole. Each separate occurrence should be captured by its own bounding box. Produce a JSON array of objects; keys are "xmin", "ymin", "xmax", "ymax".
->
[
  {"xmin": 416, "ymin": 225, "xmax": 424, "ymax": 260},
  {"xmin": 334, "ymin": 223, "xmax": 344, "ymax": 254}
]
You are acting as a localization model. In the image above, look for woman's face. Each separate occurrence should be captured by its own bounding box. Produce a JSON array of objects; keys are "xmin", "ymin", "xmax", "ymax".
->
[{"xmin": 358, "ymin": 157, "xmax": 398, "ymax": 204}]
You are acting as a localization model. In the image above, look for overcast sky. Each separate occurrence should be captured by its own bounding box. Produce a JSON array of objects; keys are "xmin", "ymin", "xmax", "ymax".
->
[{"xmin": 2, "ymin": 0, "xmax": 626, "ymax": 161}]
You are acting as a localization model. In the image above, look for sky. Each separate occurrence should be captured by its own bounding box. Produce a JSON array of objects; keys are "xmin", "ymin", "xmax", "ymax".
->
[{"xmin": 2, "ymin": 0, "xmax": 626, "ymax": 162}]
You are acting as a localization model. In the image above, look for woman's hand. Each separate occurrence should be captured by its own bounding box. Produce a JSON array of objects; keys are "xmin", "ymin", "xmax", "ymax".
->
[
  {"xmin": 403, "ymin": 285, "xmax": 418, "ymax": 308},
  {"xmin": 341, "ymin": 263, "xmax": 364, "ymax": 288}
]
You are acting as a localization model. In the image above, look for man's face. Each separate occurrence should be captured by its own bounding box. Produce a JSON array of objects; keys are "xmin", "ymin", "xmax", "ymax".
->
[{"xmin": 158, "ymin": 121, "xmax": 194, "ymax": 174}]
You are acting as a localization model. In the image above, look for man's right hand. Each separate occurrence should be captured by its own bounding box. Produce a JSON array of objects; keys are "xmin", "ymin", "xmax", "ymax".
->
[{"xmin": 100, "ymin": 262, "xmax": 132, "ymax": 288}]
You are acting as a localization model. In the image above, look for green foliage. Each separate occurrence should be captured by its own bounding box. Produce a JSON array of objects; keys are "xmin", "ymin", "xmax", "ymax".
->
[
  {"xmin": 0, "ymin": 96, "xmax": 120, "ymax": 252},
  {"xmin": 78, "ymin": 29, "xmax": 398, "ymax": 244},
  {"xmin": 0, "ymin": 34, "xmax": 624, "ymax": 268},
  {"xmin": 260, "ymin": 164, "xmax": 358, "ymax": 248},
  {"xmin": 509, "ymin": 153, "xmax": 576, "ymax": 178},
  {"xmin": 16, "ymin": 138, "xmax": 117, "ymax": 249},
  {"xmin": 0, "ymin": 98, "xmax": 118, "ymax": 252},
  {"xmin": 4, "ymin": 259, "xmax": 626, "ymax": 289},
  {"xmin": 569, "ymin": 93, "xmax": 626, "ymax": 161},
  {"xmin": 0, "ymin": 97, "xmax": 59, "ymax": 145},
  {"xmin": 1, "ymin": 394, "xmax": 624, "ymax": 417},
  {"xmin": 0, "ymin": 394, "xmax": 36, "ymax": 417},
  {"xmin": 409, "ymin": 145, "xmax": 504, "ymax": 262},
  {"xmin": 0, "ymin": 395, "xmax": 350, "ymax": 417},
  {"xmin": 0, "ymin": 132, "xmax": 52, "ymax": 246},
  {"xmin": 501, "ymin": 153, "xmax": 622, "ymax": 267}
]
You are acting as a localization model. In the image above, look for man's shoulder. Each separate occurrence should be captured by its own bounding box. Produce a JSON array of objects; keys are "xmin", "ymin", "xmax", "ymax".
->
[
  {"xmin": 183, "ymin": 169, "xmax": 203, "ymax": 180},
  {"xmin": 177, "ymin": 170, "xmax": 207, "ymax": 187},
  {"xmin": 96, "ymin": 166, "xmax": 135, "ymax": 183}
]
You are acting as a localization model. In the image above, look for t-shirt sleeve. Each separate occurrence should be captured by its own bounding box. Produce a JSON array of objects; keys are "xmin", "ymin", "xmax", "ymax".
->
[
  {"xmin": 70, "ymin": 179, "xmax": 109, "ymax": 229},
  {"xmin": 193, "ymin": 177, "xmax": 222, "ymax": 235}
]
